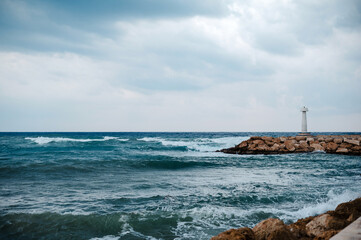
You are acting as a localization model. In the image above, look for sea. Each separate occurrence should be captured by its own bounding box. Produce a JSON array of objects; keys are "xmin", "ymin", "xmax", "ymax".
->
[{"xmin": 0, "ymin": 132, "xmax": 360, "ymax": 240}]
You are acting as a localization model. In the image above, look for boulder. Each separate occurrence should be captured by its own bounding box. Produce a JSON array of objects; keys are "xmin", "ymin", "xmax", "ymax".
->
[
  {"xmin": 299, "ymin": 141, "xmax": 309, "ymax": 149},
  {"xmin": 279, "ymin": 137, "xmax": 287, "ymax": 143},
  {"xmin": 285, "ymin": 140, "xmax": 297, "ymax": 151},
  {"xmin": 252, "ymin": 218, "xmax": 296, "ymax": 240},
  {"xmin": 270, "ymin": 143, "xmax": 280, "ymax": 151},
  {"xmin": 336, "ymin": 148, "xmax": 348, "ymax": 153},
  {"xmin": 344, "ymin": 139, "xmax": 360, "ymax": 146},
  {"xmin": 326, "ymin": 142, "xmax": 338, "ymax": 152},
  {"xmin": 265, "ymin": 141, "xmax": 274, "ymax": 147},
  {"xmin": 273, "ymin": 138, "xmax": 281, "ymax": 143},
  {"xmin": 257, "ymin": 144, "xmax": 269, "ymax": 151},
  {"xmin": 325, "ymin": 138, "xmax": 333, "ymax": 143},
  {"xmin": 295, "ymin": 136, "xmax": 306, "ymax": 141},
  {"xmin": 333, "ymin": 197, "xmax": 361, "ymax": 220},
  {"xmin": 238, "ymin": 141, "xmax": 248, "ymax": 149},
  {"xmin": 306, "ymin": 214, "xmax": 346, "ymax": 237},
  {"xmin": 262, "ymin": 136, "xmax": 273, "ymax": 142},
  {"xmin": 211, "ymin": 227, "xmax": 255, "ymax": 240},
  {"xmin": 288, "ymin": 216, "xmax": 314, "ymax": 238},
  {"xmin": 306, "ymin": 137, "xmax": 314, "ymax": 143},
  {"xmin": 310, "ymin": 143, "xmax": 324, "ymax": 151},
  {"xmin": 253, "ymin": 140, "xmax": 265, "ymax": 146},
  {"xmin": 334, "ymin": 138, "xmax": 343, "ymax": 144}
]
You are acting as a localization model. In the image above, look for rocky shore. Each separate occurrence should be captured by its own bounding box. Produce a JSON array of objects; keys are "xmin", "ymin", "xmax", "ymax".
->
[
  {"xmin": 211, "ymin": 197, "xmax": 361, "ymax": 240},
  {"xmin": 217, "ymin": 135, "xmax": 361, "ymax": 155}
]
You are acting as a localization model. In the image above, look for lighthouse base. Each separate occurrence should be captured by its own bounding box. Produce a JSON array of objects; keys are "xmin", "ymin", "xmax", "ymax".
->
[{"xmin": 298, "ymin": 132, "xmax": 312, "ymax": 136}]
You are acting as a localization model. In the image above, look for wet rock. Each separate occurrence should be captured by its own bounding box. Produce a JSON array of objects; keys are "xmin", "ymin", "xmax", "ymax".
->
[
  {"xmin": 211, "ymin": 227, "xmax": 255, "ymax": 240},
  {"xmin": 252, "ymin": 218, "xmax": 296, "ymax": 240},
  {"xmin": 212, "ymin": 198, "xmax": 361, "ymax": 240},
  {"xmin": 306, "ymin": 214, "xmax": 346, "ymax": 237}
]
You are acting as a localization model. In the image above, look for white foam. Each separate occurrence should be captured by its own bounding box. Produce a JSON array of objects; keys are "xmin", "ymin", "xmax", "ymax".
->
[
  {"xmin": 137, "ymin": 136, "xmax": 249, "ymax": 152},
  {"xmin": 89, "ymin": 236, "xmax": 120, "ymax": 240},
  {"xmin": 287, "ymin": 189, "xmax": 361, "ymax": 220},
  {"xmin": 25, "ymin": 136, "xmax": 122, "ymax": 145}
]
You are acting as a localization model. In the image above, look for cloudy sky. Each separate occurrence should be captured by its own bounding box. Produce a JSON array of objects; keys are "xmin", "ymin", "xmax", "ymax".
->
[{"xmin": 0, "ymin": 0, "xmax": 360, "ymax": 131}]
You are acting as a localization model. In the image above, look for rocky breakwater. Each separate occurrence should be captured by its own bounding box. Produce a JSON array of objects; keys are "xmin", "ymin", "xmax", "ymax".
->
[
  {"xmin": 211, "ymin": 197, "xmax": 361, "ymax": 240},
  {"xmin": 217, "ymin": 135, "xmax": 361, "ymax": 155}
]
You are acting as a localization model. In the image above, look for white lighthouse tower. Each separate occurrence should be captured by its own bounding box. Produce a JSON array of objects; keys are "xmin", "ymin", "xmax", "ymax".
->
[{"xmin": 299, "ymin": 106, "xmax": 311, "ymax": 136}]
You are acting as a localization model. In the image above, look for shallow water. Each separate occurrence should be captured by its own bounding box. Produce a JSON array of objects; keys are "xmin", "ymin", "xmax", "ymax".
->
[{"xmin": 0, "ymin": 132, "xmax": 360, "ymax": 240}]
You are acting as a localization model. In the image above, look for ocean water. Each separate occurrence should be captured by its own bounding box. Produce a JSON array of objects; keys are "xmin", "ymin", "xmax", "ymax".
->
[{"xmin": 0, "ymin": 132, "xmax": 360, "ymax": 240}]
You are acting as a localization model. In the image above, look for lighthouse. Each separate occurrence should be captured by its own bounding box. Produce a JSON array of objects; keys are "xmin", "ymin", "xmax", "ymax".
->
[{"xmin": 299, "ymin": 106, "xmax": 311, "ymax": 136}]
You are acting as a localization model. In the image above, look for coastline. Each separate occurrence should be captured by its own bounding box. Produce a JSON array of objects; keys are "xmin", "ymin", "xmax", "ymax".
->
[
  {"xmin": 211, "ymin": 197, "xmax": 361, "ymax": 240},
  {"xmin": 217, "ymin": 135, "xmax": 361, "ymax": 156}
]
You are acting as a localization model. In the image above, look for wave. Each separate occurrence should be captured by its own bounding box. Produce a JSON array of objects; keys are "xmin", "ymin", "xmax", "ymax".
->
[
  {"xmin": 286, "ymin": 189, "xmax": 361, "ymax": 220},
  {"xmin": 132, "ymin": 159, "xmax": 219, "ymax": 170},
  {"xmin": 138, "ymin": 136, "xmax": 249, "ymax": 152},
  {"xmin": 25, "ymin": 136, "xmax": 128, "ymax": 145}
]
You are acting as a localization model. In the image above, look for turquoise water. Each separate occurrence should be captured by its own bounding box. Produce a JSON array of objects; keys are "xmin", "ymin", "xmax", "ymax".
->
[{"xmin": 0, "ymin": 132, "xmax": 360, "ymax": 240}]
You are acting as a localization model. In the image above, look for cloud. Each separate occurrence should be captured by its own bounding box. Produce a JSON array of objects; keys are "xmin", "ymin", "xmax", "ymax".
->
[{"xmin": 0, "ymin": 0, "xmax": 360, "ymax": 131}]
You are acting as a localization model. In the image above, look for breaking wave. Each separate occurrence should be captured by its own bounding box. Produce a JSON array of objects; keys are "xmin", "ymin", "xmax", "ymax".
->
[
  {"xmin": 25, "ymin": 136, "xmax": 128, "ymax": 144},
  {"xmin": 138, "ymin": 136, "xmax": 249, "ymax": 152}
]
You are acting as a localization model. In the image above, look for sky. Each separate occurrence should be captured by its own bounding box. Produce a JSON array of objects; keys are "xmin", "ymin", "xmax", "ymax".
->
[{"xmin": 0, "ymin": 0, "xmax": 360, "ymax": 132}]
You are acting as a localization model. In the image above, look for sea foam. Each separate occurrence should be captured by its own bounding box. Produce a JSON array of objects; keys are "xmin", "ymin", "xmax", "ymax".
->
[
  {"xmin": 138, "ymin": 136, "xmax": 249, "ymax": 152},
  {"xmin": 25, "ymin": 136, "xmax": 126, "ymax": 144}
]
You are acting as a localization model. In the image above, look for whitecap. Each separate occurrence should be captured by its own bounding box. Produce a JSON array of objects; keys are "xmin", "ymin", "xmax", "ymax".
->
[
  {"xmin": 25, "ymin": 136, "xmax": 121, "ymax": 145},
  {"xmin": 137, "ymin": 136, "xmax": 249, "ymax": 152}
]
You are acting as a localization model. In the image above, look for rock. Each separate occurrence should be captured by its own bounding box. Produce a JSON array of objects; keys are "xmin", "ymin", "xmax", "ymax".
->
[
  {"xmin": 344, "ymin": 139, "xmax": 360, "ymax": 146},
  {"xmin": 261, "ymin": 137, "xmax": 273, "ymax": 142},
  {"xmin": 299, "ymin": 140, "xmax": 309, "ymax": 149},
  {"xmin": 289, "ymin": 216, "xmax": 315, "ymax": 238},
  {"xmin": 336, "ymin": 148, "xmax": 348, "ymax": 153},
  {"xmin": 218, "ymin": 135, "xmax": 361, "ymax": 156},
  {"xmin": 306, "ymin": 214, "xmax": 346, "ymax": 237},
  {"xmin": 257, "ymin": 144, "xmax": 269, "ymax": 151},
  {"xmin": 211, "ymin": 227, "xmax": 255, "ymax": 240},
  {"xmin": 270, "ymin": 143, "xmax": 280, "ymax": 151},
  {"xmin": 273, "ymin": 138, "xmax": 281, "ymax": 143},
  {"xmin": 314, "ymin": 230, "xmax": 340, "ymax": 240},
  {"xmin": 310, "ymin": 143, "xmax": 324, "ymax": 151},
  {"xmin": 238, "ymin": 141, "xmax": 248, "ymax": 149},
  {"xmin": 253, "ymin": 218, "xmax": 296, "ymax": 240},
  {"xmin": 211, "ymin": 197, "xmax": 361, "ymax": 240},
  {"xmin": 295, "ymin": 136, "xmax": 306, "ymax": 141},
  {"xmin": 250, "ymin": 136, "xmax": 262, "ymax": 140},
  {"xmin": 333, "ymin": 197, "xmax": 361, "ymax": 220},
  {"xmin": 253, "ymin": 140, "xmax": 265, "ymax": 146},
  {"xmin": 285, "ymin": 140, "xmax": 297, "ymax": 151},
  {"xmin": 326, "ymin": 142, "xmax": 338, "ymax": 152}
]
